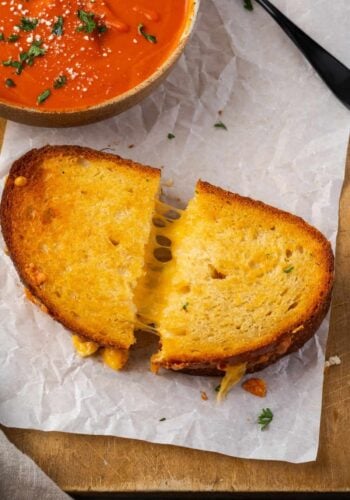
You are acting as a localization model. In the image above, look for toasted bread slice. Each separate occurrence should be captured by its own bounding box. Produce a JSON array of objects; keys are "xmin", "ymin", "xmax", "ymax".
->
[
  {"xmin": 1, "ymin": 145, "xmax": 160, "ymax": 352},
  {"xmin": 146, "ymin": 181, "xmax": 334, "ymax": 375}
]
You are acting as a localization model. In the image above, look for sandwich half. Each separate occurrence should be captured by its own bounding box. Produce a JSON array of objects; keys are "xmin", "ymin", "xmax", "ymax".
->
[
  {"xmin": 143, "ymin": 181, "xmax": 334, "ymax": 390},
  {"xmin": 1, "ymin": 145, "xmax": 161, "ymax": 366}
]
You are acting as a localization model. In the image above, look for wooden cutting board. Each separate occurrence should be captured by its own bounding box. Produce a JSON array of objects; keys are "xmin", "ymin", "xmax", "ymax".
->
[{"xmin": 1, "ymin": 121, "xmax": 350, "ymax": 494}]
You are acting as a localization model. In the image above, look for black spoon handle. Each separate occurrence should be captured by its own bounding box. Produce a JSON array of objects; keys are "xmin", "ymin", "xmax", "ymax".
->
[{"xmin": 254, "ymin": 0, "xmax": 350, "ymax": 109}]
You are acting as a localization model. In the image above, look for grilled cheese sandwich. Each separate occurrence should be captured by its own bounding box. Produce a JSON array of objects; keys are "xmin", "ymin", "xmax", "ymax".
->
[{"xmin": 1, "ymin": 147, "xmax": 334, "ymax": 393}]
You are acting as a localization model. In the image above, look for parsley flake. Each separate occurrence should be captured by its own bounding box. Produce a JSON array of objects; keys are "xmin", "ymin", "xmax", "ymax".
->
[
  {"xmin": 0, "ymin": 33, "xmax": 4, "ymax": 41},
  {"xmin": 77, "ymin": 10, "xmax": 96, "ymax": 33},
  {"xmin": 53, "ymin": 74, "xmax": 67, "ymax": 89},
  {"xmin": 2, "ymin": 58, "xmax": 22, "ymax": 75},
  {"xmin": 7, "ymin": 34, "xmax": 20, "ymax": 43},
  {"xmin": 215, "ymin": 384, "xmax": 221, "ymax": 392},
  {"xmin": 243, "ymin": 0, "xmax": 254, "ymax": 11},
  {"xmin": 52, "ymin": 16, "xmax": 64, "ymax": 36},
  {"xmin": 5, "ymin": 78, "xmax": 16, "ymax": 88},
  {"xmin": 283, "ymin": 265, "xmax": 294, "ymax": 273},
  {"xmin": 76, "ymin": 10, "xmax": 107, "ymax": 35},
  {"xmin": 21, "ymin": 40, "xmax": 46, "ymax": 68},
  {"xmin": 182, "ymin": 302, "xmax": 189, "ymax": 312},
  {"xmin": 138, "ymin": 24, "xmax": 157, "ymax": 44},
  {"xmin": 97, "ymin": 24, "xmax": 108, "ymax": 34},
  {"xmin": 214, "ymin": 121, "xmax": 227, "ymax": 130},
  {"xmin": 37, "ymin": 89, "xmax": 51, "ymax": 104},
  {"xmin": 167, "ymin": 133, "xmax": 175, "ymax": 140},
  {"xmin": 258, "ymin": 408, "xmax": 273, "ymax": 430},
  {"xmin": 17, "ymin": 17, "xmax": 38, "ymax": 32},
  {"xmin": 159, "ymin": 417, "xmax": 166, "ymax": 422}
]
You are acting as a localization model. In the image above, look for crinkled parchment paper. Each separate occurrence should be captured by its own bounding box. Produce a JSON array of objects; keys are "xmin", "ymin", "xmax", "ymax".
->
[{"xmin": 0, "ymin": 0, "xmax": 349, "ymax": 462}]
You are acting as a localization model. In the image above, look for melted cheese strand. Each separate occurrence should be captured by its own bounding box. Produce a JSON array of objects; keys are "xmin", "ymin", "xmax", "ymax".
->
[{"xmin": 217, "ymin": 363, "xmax": 247, "ymax": 402}]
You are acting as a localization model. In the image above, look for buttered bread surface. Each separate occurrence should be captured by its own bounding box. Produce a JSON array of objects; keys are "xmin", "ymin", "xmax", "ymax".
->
[{"xmin": 1, "ymin": 146, "xmax": 161, "ymax": 350}]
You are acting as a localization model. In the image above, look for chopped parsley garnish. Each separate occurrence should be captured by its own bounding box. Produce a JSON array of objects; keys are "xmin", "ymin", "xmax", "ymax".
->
[
  {"xmin": 97, "ymin": 24, "xmax": 108, "ymax": 34},
  {"xmin": 0, "ymin": 33, "xmax": 4, "ymax": 41},
  {"xmin": 215, "ymin": 384, "xmax": 221, "ymax": 392},
  {"xmin": 159, "ymin": 417, "xmax": 166, "ymax": 422},
  {"xmin": 5, "ymin": 78, "xmax": 16, "ymax": 88},
  {"xmin": 283, "ymin": 265, "xmax": 294, "ymax": 273},
  {"xmin": 77, "ymin": 10, "xmax": 96, "ymax": 33},
  {"xmin": 17, "ymin": 17, "xmax": 38, "ymax": 31},
  {"xmin": 52, "ymin": 16, "xmax": 64, "ymax": 36},
  {"xmin": 138, "ymin": 24, "xmax": 157, "ymax": 44},
  {"xmin": 4, "ymin": 41, "xmax": 46, "ymax": 75},
  {"xmin": 182, "ymin": 302, "xmax": 189, "ymax": 312},
  {"xmin": 21, "ymin": 40, "xmax": 46, "ymax": 67},
  {"xmin": 167, "ymin": 133, "xmax": 175, "ymax": 140},
  {"xmin": 2, "ymin": 58, "xmax": 22, "ymax": 75},
  {"xmin": 37, "ymin": 89, "xmax": 51, "ymax": 104},
  {"xmin": 76, "ymin": 10, "xmax": 107, "ymax": 35},
  {"xmin": 27, "ymin": 40, "xmax": 46, "ymax": 59},
  {"xmin": 243, "ymin": 0, "xmax": 254, "ymax": 11},
  {"xmin": 7, "ymin": 34, "xmax": 20, "ymax": 43},
  {"xmin": 214, "ymin": 121, "xmax": 227, "ymax": 130},
  {"xmin": 258, "ymin": 408, "xmax": 273, "ymax": 430},
  {"xmin": 54, "ymin": 74, "xmax": 67, "ymax": 89}
]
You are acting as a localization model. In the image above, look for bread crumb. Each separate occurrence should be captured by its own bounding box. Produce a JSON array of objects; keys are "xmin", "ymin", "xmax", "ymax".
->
[
  {"xmin": 163, "ymin": 178, "xmax": 174, "ymax": 188},
  {"xmin": 325, "ymin": 355, "xmax": 341, "ymax": 369},
  {"xmin": 242, "ymin": 378, "xmax": 267, "ymax": 398},
  {"xmin": 201, "ymin": 391, "xmax": 208, "ymax": 401}
]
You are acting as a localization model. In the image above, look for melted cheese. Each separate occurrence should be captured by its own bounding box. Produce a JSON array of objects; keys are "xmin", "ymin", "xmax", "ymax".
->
[
  {"xmin": 217, "ymin": 363, "xmax": 247, "ymax": 402},
  {"xmin": 102, "ymin": 347, "xmax": 129, "ymax": 371},
  {"xmin": 72, "ymin": 334, "xmax": 99, "ymax": 357},
  {"xmin": 134, "ymin": 202, "xmax": 182, "ymax": 321},
  {"xmin": 72, "ymin": 335, "xmax": 128, "ymax": 370}
]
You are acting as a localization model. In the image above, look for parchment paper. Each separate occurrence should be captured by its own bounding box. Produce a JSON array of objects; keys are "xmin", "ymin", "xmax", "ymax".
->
[{"xmin": 0, "ymin": 0, "xmax": 349, "ymax": 463}]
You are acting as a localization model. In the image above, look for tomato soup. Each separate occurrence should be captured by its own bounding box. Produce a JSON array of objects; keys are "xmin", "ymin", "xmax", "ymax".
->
[{"xmin": 0, "ymin": 0, "xmax": 190, "ymax": 111}]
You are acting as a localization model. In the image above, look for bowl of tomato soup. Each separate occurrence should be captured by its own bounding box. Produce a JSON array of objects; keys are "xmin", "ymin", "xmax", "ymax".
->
[{"xmin": 0, "ymin": 0, "xmax": 198, "ymax": 127}]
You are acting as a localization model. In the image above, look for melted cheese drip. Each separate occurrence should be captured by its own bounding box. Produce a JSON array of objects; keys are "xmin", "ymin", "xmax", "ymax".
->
[
  {"xmin": 102, "ymin": 347, "xmax": 129, "ymax": 371},
  {"xmin": 72, "ymin": 335, "xmax": 128, "ymax": 371},
  {"xmin": 72, "ymin": 334, "xmax": 99, "ymax": 357},
  {"xmin": 217, "ymin": 363, "xmax": 247, "ymax": 402}
]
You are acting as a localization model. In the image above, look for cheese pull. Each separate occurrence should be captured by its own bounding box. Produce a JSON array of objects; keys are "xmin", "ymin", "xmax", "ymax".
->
[{"xmin": 216, "ymin": 363, "xmax": 247, "ymax": 402}]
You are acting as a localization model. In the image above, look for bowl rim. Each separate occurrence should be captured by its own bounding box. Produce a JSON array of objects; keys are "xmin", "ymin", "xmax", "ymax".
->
[{"xmin": 0, "ymin": 0, "xmax": 200, "ymax": 117}]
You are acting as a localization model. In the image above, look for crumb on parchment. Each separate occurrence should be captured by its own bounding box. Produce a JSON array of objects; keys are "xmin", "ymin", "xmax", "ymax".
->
[
  {"xmin": 325, "ymin": 355, "xmax": 341, "ymax": 369},
  {"xmin": 201, "ymin": 391, "xmax": 208, "ymax": 401},
  {"xmin": 242, "ymin": 378, "xmax": 267, "ymax": 398}
]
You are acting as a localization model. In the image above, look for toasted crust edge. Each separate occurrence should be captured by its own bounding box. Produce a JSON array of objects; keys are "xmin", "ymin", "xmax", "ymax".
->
[
  {"xmin": 153, "ymin": 180, "xmax": 334, "ymax": 374},
  {"xmin": 0, "ymin": 145, "xmax": 161, "ymax": 350}
]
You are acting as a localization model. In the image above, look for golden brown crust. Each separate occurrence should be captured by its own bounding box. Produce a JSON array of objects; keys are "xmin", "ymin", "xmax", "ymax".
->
[
  {"xmin": 197, "ymin": 180, "xmax": 334, "ymax": 254},
  {"xmin": 172, "ymin": 288, "xmax": 331, "ymax": 375},
  {"xmin": 1, "ymin": 145, "xmax": 160, "ymax": 349}
]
